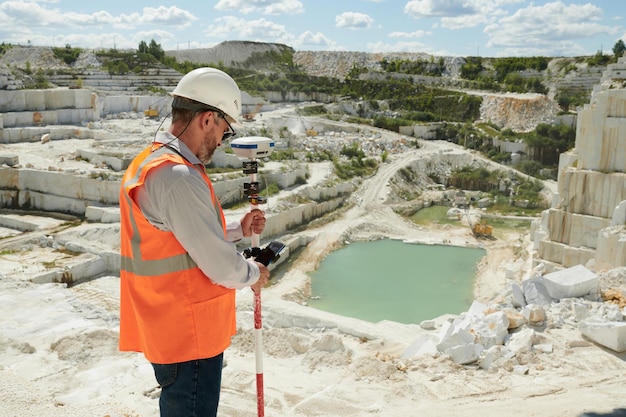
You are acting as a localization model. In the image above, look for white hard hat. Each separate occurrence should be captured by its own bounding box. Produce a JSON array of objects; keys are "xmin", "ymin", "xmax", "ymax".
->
[{"xmin": 171, "ymin": 67, "xmax": 242, "ymax": 126}]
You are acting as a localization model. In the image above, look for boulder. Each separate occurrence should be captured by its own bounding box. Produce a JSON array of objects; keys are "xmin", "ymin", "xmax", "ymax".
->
[
  {"xmin": 542, "ymin": 264, "xmax": 598, "ymax": 299},
  {"xmin": 579, "ymin": 320, "xmax": 626, "ymax": 352}
]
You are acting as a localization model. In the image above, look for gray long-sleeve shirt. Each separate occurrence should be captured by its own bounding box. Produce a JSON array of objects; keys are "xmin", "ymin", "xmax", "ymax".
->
[{"xmin": 134, "ymin": 131, "xmax": 260, "ymax": 289}]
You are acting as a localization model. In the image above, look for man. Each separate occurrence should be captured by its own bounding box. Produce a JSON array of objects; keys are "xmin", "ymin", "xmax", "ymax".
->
[{"xmin": 119, "ymin": 67, "xmax": 270, "ymax": 416}]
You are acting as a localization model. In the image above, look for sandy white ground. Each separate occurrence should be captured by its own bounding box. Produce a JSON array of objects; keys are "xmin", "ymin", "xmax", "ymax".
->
[{"xmin": 1, "ymin": 112, "xmax": 626, "ymax": 417}]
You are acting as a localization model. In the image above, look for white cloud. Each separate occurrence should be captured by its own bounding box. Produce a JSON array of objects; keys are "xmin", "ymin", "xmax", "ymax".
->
[
  {"xmin": 484, "ymin": 1, "xmax": 620, "ymax": 55},
  {"xmin": 135, "ymin": 29, "xmax": 177, "ymax": 46},
  {"xmin": 0, "ymin": 2, "xmax": 196, "ymax": 30},
  {"xmin": 294, "ymin": 31, "xmax": 339, "ymax": 50},
  {"xmin": 403, "ymin": 0, "xmax": 522, "ymax": 28},
  {"xmin": 335, "ymin": 12, "xmax": 374, "ymax": 30},
  {"xmin": 388, "ymin": 29, "xmax": 431, "ymax": 39},
  {"xmin": 215, "ymin": 0, "xmax": 304, "ymax": 15},
  {"xmin": 0, "ymin": 1, "xmax": 80, "ymax": 27},
  {"xmin": 440, "ymin": 13, "xmax": 493, "ymax": 30},
  {"xmin": 367, "ymin": 40, "xmax": 429, "ymax": 53},
  {"xmin": 205, "ymin": 16, "xmax": 296, "ymax": 45},
  {"xmin": 404, "ymin": 0, "xmax": 478, "ymax": 18},
  {"xmin": 117, "ymin": 6, "xmax": 197, "ymax": 27}
]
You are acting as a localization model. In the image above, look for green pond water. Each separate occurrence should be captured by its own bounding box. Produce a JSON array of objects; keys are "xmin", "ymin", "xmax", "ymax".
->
[{"xmin": 308, "ymin": 239, "xmax": 486, "ymax": 325}]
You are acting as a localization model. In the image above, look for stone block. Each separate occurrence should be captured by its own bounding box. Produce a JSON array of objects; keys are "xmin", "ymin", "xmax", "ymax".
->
[
  {"xmin": 85, "ymin": 206, "xmax": 104, "ymax": 222},
  {"xmin": 0, "ymin": 154, "xmax": 19, "ymax": 166},
  {"xmin": 542, "ymin": 264, "xmax": 598, "ymax": 299},
  {"xmin": 478, "ymin": 345, "xmax": 514, "ymax": 370},
  {"xmin": 559, "ymin": 170, "xmax": 626, "ymax": 219},
  {"xmin": 568, "ymin": 212, "xmax": 610, "ymax": 249},
  {"xmin": 573, "ymin": 302, "xmax": 591, "ymax": 321},
  {"xmin": 521, "ymin": 277, "xmax": 553, "ymax": 306},
  {"xmin": 579, "ymin": 320, "xmax": 626, "ymax": 352},
  {"xmin": 561, "ymin": 245, "xmax": 596, "ymax": 268},
  {"xmin": 0, "ymin": 90, "xmax": 26, "ymax": 112},
  {"xmin": 477, "ymin": 197, "xmax": 491, "ymax": 208},
  {"xmin": 505, "ymin": 310, "xmax": 527, "ymax": 329},
  {"xmin": 436, "ymin": 321, "xmax": 476, "ymax": 352},
  {"xmin": 539, "ymin": 238, "xmax": 565, "ymax": 265},
  {"xmin": 445, "ymin": 343, "xmax": 483, "ymax": 365},
  {"xmin": 595, "ymin": 226, "xmax": 626, "ymax": 270},
  {"xmin": 506, "ymin": 327, "xmax": 534, "ymax": 353},
  {"xmin": 100, "ymin": 207, "xmax": 120, "ymax": 223},
  {"xmin": 521, "ymin": 304, "xmax": 546, "ymax": 325},
  {"xmin": 576, "ymin": 90, "xmax": 626, "ymax": 172}
]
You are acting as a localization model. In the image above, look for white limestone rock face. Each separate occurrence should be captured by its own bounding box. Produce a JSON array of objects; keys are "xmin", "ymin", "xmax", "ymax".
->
[
  {"xmin": 576, "ymin": 89, "xmax": 626, "ymax": 173},
  {"xmin": 547, "ymin": 208, "xmax": 611, "ymax": 249},
  {"xmin": 536, "ymin": 60, "xmax": 626, "ymax": 270},
  {"xmin": 558, "ymin": 170, "xmax": 626, "ymax": 220}
]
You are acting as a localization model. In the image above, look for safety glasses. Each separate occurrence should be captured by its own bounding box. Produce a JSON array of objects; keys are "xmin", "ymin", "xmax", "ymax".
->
[{"xmin": 215, "ymin": 111, "xmax": 236, "ymax": 142}]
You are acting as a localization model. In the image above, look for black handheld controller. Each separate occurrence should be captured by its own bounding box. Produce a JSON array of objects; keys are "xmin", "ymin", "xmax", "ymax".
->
[{"xmin": 243, "ymin": 241, "xmax": 285, "ymax": 266}]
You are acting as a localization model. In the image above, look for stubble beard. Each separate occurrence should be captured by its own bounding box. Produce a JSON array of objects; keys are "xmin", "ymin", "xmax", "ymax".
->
[{"xmin": 198, "ymin": 131, "xmax": 218, "ymax": 165}]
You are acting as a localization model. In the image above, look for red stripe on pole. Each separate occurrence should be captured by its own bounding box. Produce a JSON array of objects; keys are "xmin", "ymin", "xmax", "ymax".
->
[
  {"xmin": 256, "ymin": 372, "xmax": 264, "ymax": 417},
  {"xmin": 254, "ymin": 292, "xmax": 262, "ymax": 329}
]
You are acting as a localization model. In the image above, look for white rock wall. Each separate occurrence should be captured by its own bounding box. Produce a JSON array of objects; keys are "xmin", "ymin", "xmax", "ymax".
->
[
  {"xmin": 546, "ymin": 208, "xmax": 610, "ymax": 248},
  {"xmin": 558, "ymin": 170, "xmax": 626, "ymax": 219},
  {"xmin": 535, "ymin": 58, "xmax": 626, "ymax": 270},
  {"xmin": 576, "ymin": 89, "xmax": 626, "ymax": 172}
]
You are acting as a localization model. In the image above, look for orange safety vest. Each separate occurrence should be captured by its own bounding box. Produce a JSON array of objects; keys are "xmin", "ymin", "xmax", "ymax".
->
[{"xmin": 119, "ymin": 144, "xmax": 236, "ymax": 364}]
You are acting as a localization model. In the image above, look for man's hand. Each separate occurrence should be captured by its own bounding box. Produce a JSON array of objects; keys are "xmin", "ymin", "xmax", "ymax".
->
[
  {"xmin": 251, "ymin": 262, "xmax": 270, "ymax": 293},
  {"xmin": 241, "ymin": 208, "xmax": 266, "ymax": 237}
]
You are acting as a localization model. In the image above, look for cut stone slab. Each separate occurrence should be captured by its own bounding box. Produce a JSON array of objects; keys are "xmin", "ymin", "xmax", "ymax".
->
[
  {"xmin": 542, "ymin": 264, "xmax": 599, "ymax": 299},
  {"xmin": 0, "ymin": 154, "xmax": 19, "ymax": 166},
  {"xmin": 579, "ymin": 320, "xmax": 626, "ymax": 352},
  {"xmin": 445, "ymin": 343, "xmax": 484, "ymax": 365}
]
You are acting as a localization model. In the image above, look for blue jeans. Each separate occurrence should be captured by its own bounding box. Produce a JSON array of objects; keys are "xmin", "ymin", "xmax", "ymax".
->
[{"xmin": 151, "ymin": 354, "xmax": 224, "ymax": 417}]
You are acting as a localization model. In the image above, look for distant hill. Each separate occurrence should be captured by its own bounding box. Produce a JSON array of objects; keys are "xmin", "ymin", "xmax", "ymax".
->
[
  {"xmin": 0, "ymin": 42, "xmax": 610, "ymax": 116},
  {"xmin": 164, "ymin": 41, "xmax": 465, "ymax": 80},
  {"xmin": 165, "ymin": 40, "xmax": 294, "ymax": 73}
]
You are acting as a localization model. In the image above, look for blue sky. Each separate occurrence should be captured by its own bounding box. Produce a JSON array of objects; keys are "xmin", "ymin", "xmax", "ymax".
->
[{"xmin": 0, "ymin": 0, "xmax": 624, "ymax": 57}]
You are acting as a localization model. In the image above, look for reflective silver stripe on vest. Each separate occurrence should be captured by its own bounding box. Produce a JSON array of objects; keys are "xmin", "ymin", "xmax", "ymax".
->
[{"xmin": 120, "ymin": 146, "xmax": 202, "ymax": 276}]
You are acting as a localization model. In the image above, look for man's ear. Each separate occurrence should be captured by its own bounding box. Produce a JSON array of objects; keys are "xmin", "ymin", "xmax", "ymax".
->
[{"xmin": 198, "ymin": 111, "xmax": 212, "ymax": 127}]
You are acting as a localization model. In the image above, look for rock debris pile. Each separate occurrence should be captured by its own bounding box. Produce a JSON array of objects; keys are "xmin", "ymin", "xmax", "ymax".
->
[{"xmin": 403, "ymin": 264, "xmax": 626, "ymax": 370}]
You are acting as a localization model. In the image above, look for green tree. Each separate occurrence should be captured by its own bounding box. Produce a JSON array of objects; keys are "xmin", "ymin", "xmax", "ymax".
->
[
  {"xmin": 148, "ymin": 39, "xmax": 164, "ymax": 61},
  {"xmin": 613, "ymin": 39, "xmax": 626, "ymax": 60},
  {"xmin": 138, "ymin": 40, "xmax": 148, "ymax": 54}
]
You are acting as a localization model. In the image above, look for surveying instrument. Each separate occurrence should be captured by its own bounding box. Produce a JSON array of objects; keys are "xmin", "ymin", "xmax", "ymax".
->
[{"xmin": 231, "ymin": 136, "xmax": 285, "ymax": 417}]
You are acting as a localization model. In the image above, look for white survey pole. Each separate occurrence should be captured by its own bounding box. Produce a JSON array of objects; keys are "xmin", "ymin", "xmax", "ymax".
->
[{"xmin": 231, "ymin": 136, "xmax": 275, "ymax": 417}]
